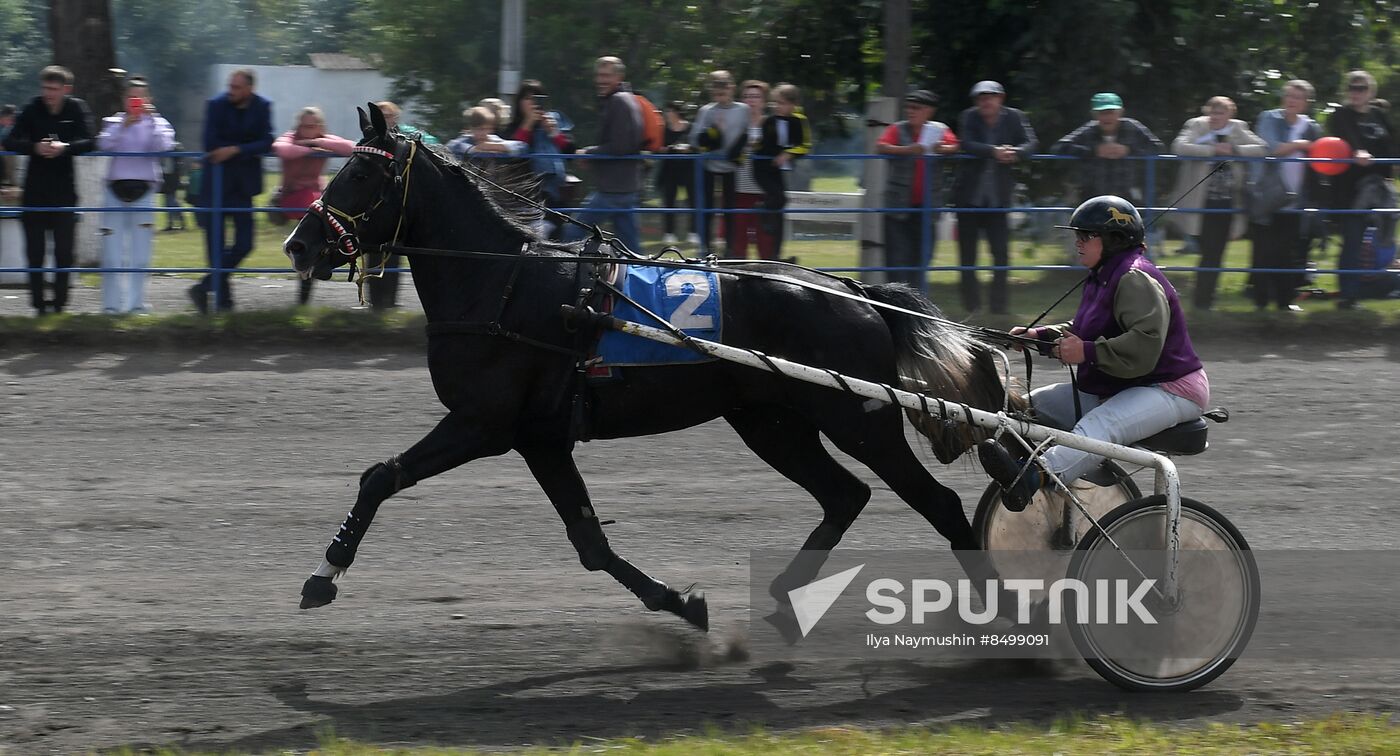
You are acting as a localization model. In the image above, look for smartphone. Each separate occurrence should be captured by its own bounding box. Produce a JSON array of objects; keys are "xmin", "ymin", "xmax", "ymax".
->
[
  {"xmin": 127, "ymin": 97, "xmax": 145, "ymax": 115},
  {"xmin": 1214, "ymin": 134, "xmax": 1228, "ymax": 143},
  {"xmin": 533, "ymin": 94, "xmax": 549, "ymax": 108}
]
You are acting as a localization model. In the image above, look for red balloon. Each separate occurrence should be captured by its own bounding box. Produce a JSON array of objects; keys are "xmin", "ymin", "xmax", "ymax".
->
[{"xmin": 1309, "ymin": 136, "xmax": 1352, "ymax": 175}]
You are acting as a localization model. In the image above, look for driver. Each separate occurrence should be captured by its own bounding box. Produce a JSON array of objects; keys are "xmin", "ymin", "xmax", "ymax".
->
[{"xmin": 979, "ymin": 195, "xmax": 1209, "ymax": 511}]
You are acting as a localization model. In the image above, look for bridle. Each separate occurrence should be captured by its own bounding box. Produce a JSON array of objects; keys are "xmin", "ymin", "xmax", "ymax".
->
[{"xmin": 306, "ymin": 139, "xmax": 417, "ymax": 267}]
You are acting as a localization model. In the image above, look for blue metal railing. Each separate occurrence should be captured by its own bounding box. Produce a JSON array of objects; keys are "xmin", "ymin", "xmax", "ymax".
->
[{"xmin": 0, "ymin": 149, "xmax": 1395, "ymax": 305}]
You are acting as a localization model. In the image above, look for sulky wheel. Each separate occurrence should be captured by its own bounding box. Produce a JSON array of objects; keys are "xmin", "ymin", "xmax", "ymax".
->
[
  {"xmin": 1065, "ymin": 495, "xmax": 1260, "ymax": 692},
  {"xmin": 973, "ymin": 460, "xmax": 1140, "ymax": 595}
]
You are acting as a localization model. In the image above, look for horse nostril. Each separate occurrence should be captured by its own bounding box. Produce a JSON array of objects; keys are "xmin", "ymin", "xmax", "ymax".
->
[{"xmin": 286, "ymin": 239, "xmax": 306, "ymax": 257}]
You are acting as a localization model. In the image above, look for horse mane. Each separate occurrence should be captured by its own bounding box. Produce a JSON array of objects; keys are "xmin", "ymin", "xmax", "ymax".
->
[{"xmin": 408, "ymin": 136, "xmax": 548, "ymax": 242}]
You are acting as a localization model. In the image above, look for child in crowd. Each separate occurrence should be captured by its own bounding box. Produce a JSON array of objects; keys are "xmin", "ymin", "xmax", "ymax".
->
[{"xmin": 446, "ymin": 107, "xmax": 525, "ymax": 161}]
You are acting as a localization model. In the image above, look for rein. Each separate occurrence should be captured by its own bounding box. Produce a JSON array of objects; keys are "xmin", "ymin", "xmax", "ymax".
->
[
  {"xmin": 378, "ymin": 240, "xmax": 1057, "ymax": 352},
  {"xmin": 309, "ymin": 134, "xmax": 1056, "ymax": 353}
]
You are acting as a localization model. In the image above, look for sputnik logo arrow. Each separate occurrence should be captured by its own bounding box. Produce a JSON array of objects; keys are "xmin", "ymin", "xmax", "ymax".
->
[{"xmin": 788, "ymin": 564, "xmax": 865, "ymax": 637}]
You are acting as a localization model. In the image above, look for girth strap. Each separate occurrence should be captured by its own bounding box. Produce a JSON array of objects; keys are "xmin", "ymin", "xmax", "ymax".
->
[{"xmin": 424, "ymin": 321, "xmax": 581, "ymax": 358}]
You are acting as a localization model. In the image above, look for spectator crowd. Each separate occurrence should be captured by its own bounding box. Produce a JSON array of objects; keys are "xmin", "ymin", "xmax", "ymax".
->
[{"xmin": 0, "ymin": 60, "xmax": 1395, "ymax": 317}]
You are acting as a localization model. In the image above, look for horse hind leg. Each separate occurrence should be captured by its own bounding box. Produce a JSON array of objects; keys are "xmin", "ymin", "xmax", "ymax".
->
[
  {"xmin": 825, "ymin": 409, "xmax": 1013, "ymax": 614},
  {"xmin": 725, "ymin": 407, "xmax": 872, "ymax": 642},
  {"xmin": 520, "ymin": 445, "xmax": 708, "ymax": 631}
]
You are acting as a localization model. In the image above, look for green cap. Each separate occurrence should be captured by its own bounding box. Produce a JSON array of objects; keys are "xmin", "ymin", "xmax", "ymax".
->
[{"xmin": 1091, "ymin": 92, "xmax": 1123, "ymax": 111}]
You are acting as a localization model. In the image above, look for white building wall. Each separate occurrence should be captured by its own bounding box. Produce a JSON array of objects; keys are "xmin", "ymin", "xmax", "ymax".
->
[{"xmin": 208, "ymin": 64, "xmax": 430, "ymax": 145}]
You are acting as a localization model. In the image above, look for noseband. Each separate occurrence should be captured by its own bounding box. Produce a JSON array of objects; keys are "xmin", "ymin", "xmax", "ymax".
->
[{"xmin": 308, "ymin": 141, "xmax": 416, "ymax": 262}]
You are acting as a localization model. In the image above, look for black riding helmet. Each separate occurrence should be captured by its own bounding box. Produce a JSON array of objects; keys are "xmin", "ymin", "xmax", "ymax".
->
[{"xmin": 1054, "ymin": 195, "xmax": 1145, "ymax": 254}]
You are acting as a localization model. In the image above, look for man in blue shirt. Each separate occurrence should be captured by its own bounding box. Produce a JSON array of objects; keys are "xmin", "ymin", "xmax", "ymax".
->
[{"xmin": 190, "ymin": 68, "xmax": 273, "ymax": 313}]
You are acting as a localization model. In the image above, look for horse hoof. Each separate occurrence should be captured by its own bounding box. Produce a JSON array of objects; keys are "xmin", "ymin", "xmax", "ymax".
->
[
  {"xmin": 680, "ymin": 592, "xmax": 709, "ymax": 633},
  {"xmin": 300, "ymin": 575, "xmax": 338, "ymax": 609}
]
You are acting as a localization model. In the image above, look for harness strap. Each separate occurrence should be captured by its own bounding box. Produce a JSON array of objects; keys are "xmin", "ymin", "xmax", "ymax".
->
[
  {"xmin": 425, "ymin": 321, "xmax": 581, "ymax": 357},
  {"xmin": 422, "ymin": 241, "xmax": 583, "ymax": 359},
  {"xmin": 491, "ymin": 254, "xmax": 524, "ymax": 324},
  {"xmin": 353, "ymin": 142, "xmax": 418, "ymax": 304},
  {"xmin": 1024, "ymin": 347, "xmax": 1036, "ymax": 420},
  {"xmin": 1070, "ymin": 366, "xmax": 1084, "ymax": 424},
  {"xmin": 353, "ymin": 145, "xmax": 396, "ymax": 160},
  {"xmin": 380, "ymin": 242, "xmax": 1053, "ymax": 352}
]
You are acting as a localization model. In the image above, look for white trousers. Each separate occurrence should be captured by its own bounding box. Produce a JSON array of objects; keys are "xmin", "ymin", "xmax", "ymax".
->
[
  {"xmin": 100, "ymin": 184, "xmax": 156, "ymax": 313},
  {"xmin": 1031, "ymin": 382, "xmax": 1202, "ymax": 484}
]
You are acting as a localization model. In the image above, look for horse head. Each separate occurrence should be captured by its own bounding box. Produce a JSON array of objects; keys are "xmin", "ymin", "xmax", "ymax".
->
[{"xmin": 284, "ymin": 103, "xmax": 417, "ymax": 282}]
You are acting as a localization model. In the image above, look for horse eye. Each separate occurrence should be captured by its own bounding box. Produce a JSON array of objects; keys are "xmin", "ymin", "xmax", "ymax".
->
[{"xmin": 349, "ymin": 172, "xmax": 369, "ymax": 182}]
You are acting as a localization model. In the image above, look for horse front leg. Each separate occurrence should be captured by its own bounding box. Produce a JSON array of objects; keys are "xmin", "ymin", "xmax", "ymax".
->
[
  {"xmin": 299, "ymin": 410, "xmax": 511, "ymax": 609},
  {"xmin": 519, "ymin": 445, "xmax": 708, "ymax": 632}
]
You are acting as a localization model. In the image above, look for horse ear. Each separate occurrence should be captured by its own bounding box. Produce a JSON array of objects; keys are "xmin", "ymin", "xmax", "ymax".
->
[
  {"xmin": 368, "ymin": 102, "xmax": 388, "ymax": 141},
  {"xmin": 357, "ymin": 106, "xmax": 373, "ymax": 139}
]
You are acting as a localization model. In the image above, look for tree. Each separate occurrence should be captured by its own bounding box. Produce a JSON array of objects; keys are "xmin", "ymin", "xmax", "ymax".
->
[
  {"xmin": 49, "ymin": 0, "xmax": 121, "ymax": 116},
  {"xmin": 317, "ymin": 0, "xmax": 1400, "ymax": 155},
  {"xmin": 110, "ymin": 0, "xmax": 365, "ymax": 142},
  {"xmin": 348, "ymin": 0, "xmax": 503, "ymax": 138},
  {"xmin": 0, "ymin": 1, "xmax": 49, "ymax": 107}
]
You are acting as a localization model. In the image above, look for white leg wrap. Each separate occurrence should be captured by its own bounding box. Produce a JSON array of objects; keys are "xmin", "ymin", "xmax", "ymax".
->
[{"xmin": 313, "ymin": 560, "xmax": 345, "ymax": 578}]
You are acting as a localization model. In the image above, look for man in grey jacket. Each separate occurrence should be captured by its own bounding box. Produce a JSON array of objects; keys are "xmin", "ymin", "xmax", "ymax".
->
[
  {"xmin": 689, "ymin": 70, "xmax": 749, "ymax": 255},
  {"xmin": 565, "ymin": 56, "xmax": 642, "ymax": 253}
]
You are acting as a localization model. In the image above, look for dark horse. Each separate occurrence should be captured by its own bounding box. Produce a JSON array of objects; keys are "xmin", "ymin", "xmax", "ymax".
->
[{"xmin": 283, "ymin": 104, "xmax": 1019, "ymax": 632}]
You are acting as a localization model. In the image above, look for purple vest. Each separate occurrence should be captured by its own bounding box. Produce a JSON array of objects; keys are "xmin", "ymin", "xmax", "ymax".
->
[{"xmin": 1072, "ymin": 247, "xmax": 1203, "ymax": 397}]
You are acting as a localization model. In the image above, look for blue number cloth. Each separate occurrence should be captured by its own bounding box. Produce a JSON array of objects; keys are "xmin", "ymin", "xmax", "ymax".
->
[{"xmin": 595, "ymin": 264, "xmax": 723, "ymax": 367}]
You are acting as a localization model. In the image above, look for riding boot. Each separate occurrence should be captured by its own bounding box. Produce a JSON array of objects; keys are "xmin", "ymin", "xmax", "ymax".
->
[{"xmin": 977, "ymin": 439, "xmax": 1043, "ymax": 513}]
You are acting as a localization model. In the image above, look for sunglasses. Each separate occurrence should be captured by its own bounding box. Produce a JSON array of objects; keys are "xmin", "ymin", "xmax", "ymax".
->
[
  {"xmin": 1349, "ymin": 83, "xmax": 1371, "ymax": 92},
  {"xmin": 1074, "ymin": 231, "xmax": 1099, "ymax": 242}
]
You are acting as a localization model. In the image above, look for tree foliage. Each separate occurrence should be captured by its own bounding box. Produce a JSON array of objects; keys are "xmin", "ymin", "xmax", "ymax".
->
[
  {"xmin": 110, "ymin": 0, "xmax": 363, "ymax": 136},
  {"xmin": 13, "ymin": 0, "xmax": 1398, "ymax": 155},
  {"xmin": 0, "ymin": 0, "xmax": 51, "ymax": 108},
  {"xmin": 345, "ymin": 0, "xmax": 1400, "ymax": 150},
  {"xmin": 909, "ymin": 0, "xmax": 1400, "ymax": 153}
]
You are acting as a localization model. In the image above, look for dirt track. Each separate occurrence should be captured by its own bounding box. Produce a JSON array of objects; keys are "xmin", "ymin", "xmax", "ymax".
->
[{"xmin": 2, "ymin": 337, "xmax": 1399, "ymax": 753}]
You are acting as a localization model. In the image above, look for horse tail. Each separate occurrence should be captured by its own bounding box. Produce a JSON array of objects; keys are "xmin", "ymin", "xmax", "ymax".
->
[{"xmin": 862, "ymin": 283, "xmax": 1022, "ymax": 464}]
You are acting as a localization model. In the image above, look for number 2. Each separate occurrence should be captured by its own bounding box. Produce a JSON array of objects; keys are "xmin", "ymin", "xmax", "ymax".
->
[{"xmin": 665, "ymin": 272, "xmax": 714, "ymax": 330}]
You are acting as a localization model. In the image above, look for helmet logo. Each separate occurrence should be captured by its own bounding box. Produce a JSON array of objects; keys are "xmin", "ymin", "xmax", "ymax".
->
[{"xmin": 1106, "ymin": 207, "xmax": 1134, "ymax": 225}]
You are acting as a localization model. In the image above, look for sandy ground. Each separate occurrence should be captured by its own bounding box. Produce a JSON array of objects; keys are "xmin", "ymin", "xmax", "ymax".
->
[
  {"xmin": 0, "ymin": 273, "xmax": 416, "ymax": 317},
  {"xmin": 2, "ymin": 337, "xmax": 1399, "ymax": 753}
]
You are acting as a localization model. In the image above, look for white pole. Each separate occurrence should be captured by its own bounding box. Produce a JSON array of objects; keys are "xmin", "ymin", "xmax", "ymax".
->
[
  {"xmin": 499, "ymin": 0, "xmax": 525, "ymax": 104},
  {"xmin": 859, "ymin": 97, "xmax": 897, "ymax": 285},
  {"xmin": 601, "ymin": 314, "xmax": 1185, "ymax": 596}
]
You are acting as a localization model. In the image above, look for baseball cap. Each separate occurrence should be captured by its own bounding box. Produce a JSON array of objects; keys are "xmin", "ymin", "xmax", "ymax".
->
[
  {"xmin": 970, "ymin": 80, "xmax": 1005, "ymax": 97},
  {"xmin": 904, "ymin": 89, "xmax": 939, "ymax": 107},
  {"xmin": 1091, "ymin": 92, "xmax": 1123, "ymax": 111}
]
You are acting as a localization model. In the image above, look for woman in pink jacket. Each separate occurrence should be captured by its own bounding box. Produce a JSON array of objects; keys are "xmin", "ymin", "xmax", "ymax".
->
[{"xmin": 273, "ymin": 106, "xmax": 354, "ymax": 304}]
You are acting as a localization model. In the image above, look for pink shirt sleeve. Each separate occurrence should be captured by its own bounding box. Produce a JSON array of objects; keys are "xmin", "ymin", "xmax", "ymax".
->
[
  {"xmin": 273, "ymin": 131, "xmax": 313, "ymax": 159},
  {"xmin": 313, "ymin": 134, "xmax": 356, "ymax": 156}
]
